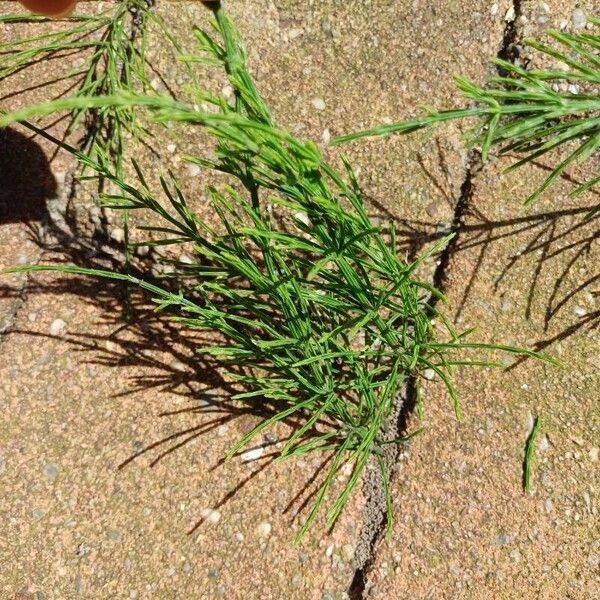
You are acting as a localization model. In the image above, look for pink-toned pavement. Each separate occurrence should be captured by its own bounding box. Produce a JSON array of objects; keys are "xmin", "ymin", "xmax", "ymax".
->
[{"xmin": 0, "ymin": 1, "xmax": 598, "ymax": 599}]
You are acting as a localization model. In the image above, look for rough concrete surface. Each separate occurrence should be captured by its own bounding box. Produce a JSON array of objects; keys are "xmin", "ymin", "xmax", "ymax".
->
[
  {"xmin": 364, "ymin": 2, "xmax": 600, "ymax": 598},
  {"xmin": 365, "ymin": 157, "xmax": 600, "ymax": 599},
  {"xmin": 0, "ymin": 0, "xmax": 598, "ymax": 598}
]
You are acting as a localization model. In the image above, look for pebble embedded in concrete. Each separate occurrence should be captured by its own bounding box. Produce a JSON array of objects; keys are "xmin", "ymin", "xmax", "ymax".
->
[
  {"xmin": 49, "ymin": 319, "xmax": 66, "ymax": 337},
  {"xmin": 423, "ymin": 368, "xmax": 435, "ymax": 380},
  {"xmin": 110, "ymin": 227, "xmax": 125, "ymax": 244},
  {"xmin": 256, "ymin": 521, "xmax": 272, "ymax": 538},
  {"xmin": 572, "ymin": 8, "xmax": 586, "ymax": 29},
  {"xmin": 311, "ymin": 97, "xmax": 326, "ymax": 111},
  {"xmin": 200, "ymin": 508, "xmax": 221, "ymax": 525},
  {"xmin": 240, "ymin": 447, "xmax": 264, "ymax": 462},
  {"xmin": 492, "ymin": 533, "xmax": 510, "ymax": 546},
  {"xmin": 187, "ymin": 163, "xmax": 201, "ymax": 177},
  {"xmin": 43, "ymin": 463, "xmax": 59, "ymax": 482}
]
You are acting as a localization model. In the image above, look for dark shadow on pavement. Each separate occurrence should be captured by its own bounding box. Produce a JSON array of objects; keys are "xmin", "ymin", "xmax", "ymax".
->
[{"xmin": 0, "ymin": 127, "xmax": 55, "ymax": 224}]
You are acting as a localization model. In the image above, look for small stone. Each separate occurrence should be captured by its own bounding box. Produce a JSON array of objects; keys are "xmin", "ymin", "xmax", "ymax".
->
[
  {"xmin": 241, "ymin": 447, "xmax": 264, "ymax": 462},
  {"xmin": 129, "ymin": 592, "xmax": 139, "ymax": 600},
  {"xmin": 425, "ymin": 202, "xmax": 440, "ymax": 218},
  {"xmin": 558, "ymin": 559, "xmax": 570, "ymax": 574},
  {"xmin": 526, "ymin": 411, "xmax": 535, "ymax": 432},
  {"xmin": 43, "ymin": 463, "xmax": 59, "ymax": 482},
  {"xmin": 587, "ymin": 554, "xmax": 599, "ymax": 568},
  {"xmin": 136, "ymin": 245, "xmax": 150, "ymax": 257},
  {"xmin": 77, "ymin": 543, "xmax": 90, "ymax": 557},
  {"xmin": 32, "ymin": 508, "xmax": 46, "ymax": 520},
  {"xmin": 207, "ymin": 569, "xmax": 219, "ymax": 580},
  {"xmin": 187, "ymin": 163, "xmax": 201, "ymax": 177},
  {"xmin": 509, "ymin": 549, "xmax": 521, "ymax": 562},
  {"xmin": 573, "ymin": 305, "xmax": 587, "ymax": 317},
  {"xmin": 311, "ymin": 97, "xmax": 326, "ymax": 111},
  {"xmin": 322, "ymin": 128, "xmax": 331, "ymax": 144},
  {"xmin": 49, "ymin": 318, "xmax": 67, "ymax": 337},
  {"xmin": 290, "ymin": 574, "xmax": 301, "ymax": 589},
  {"xmin": 221, "ymin": 85, "xmax": 234, "ymax": 100},
  {"xmin": 110, "ymin": 227, "xmax": 125, "ymax": 244},
  {"xmin": 201, "ymin": 509, "xmax": 221, "ymax": 524},
  {"xmin": 342, "ymin": 462, "xmax": 353, "ymax": 476},
  {"xmin": 499, "ymin": 296, "xmax": 512, "ymax": 313},
  {"xmin": 505, "ymin": 6, "xmax": 515, "ymax": 22},
  {"xmin": 490, "ymin": 3, "xmax": 498, "ymax": 16},
  {"xmin": 589, "ymin": 447, "xmax": 599, "ymax": 462},
  {"xmin": 166, "ymin": 143, "xmax": 177, "ymax": 154},
  {"xmin": 539, "ymin": 435, "xmax": 550, "ymax": 451},
  {"xmin": 109, "ymin": 530, "xmax": 122, "ymax": 541},
  {"xmin": 75, "ymin": 576, "xmax": 84, "ymax": 594},
  {"xmin": 325, "ymin": 544, "xmax": 335, "ymax": 557},
  {"xmin": 423, "ymin": 368, "xmax": 435, "ymax": 380},
  {"xmin": 133, "ymin": 441, "xmax": 144, "ymax": 454},
  {"xmin": 545, "ymin": 498, "xmax": 553, "ymax": 513},
  {"xmin": 492, "ymin": 533, "xmax": 510, "ymax": 546},
  {"xmin": 28, "ymin": 312, "xmax": 37, "ymax": 322},
  {"xmin": 256, "ymin": 521, "xmax": 272, "ymax": 538},
  {"xmin": 264, "ymin": 432, "xmax": 278, "ymax": 444},
  {"xmin": 216, "ymin": 425, "xmax": 228, "ymax": 437},
  {"xmin": 342, "ymin": 544, "xmax": 355, "ymax": 561},
  {"xmin": 288, "ymin": 28, "xmax": 304, "ymax": 40},
  {"xmin": 572, "ymin": 8, "xmax": 586, "ymax": 29}
]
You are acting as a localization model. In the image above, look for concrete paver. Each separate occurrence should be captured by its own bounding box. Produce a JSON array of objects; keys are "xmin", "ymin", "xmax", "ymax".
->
[{"xmin": 1, "ymin": 1, "xmax": 598, "ymax": 598}]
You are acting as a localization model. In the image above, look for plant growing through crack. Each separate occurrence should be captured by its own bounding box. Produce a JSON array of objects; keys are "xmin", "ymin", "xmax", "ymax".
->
[
  {"xmin": 1, "ymin": 4, "xmax": 559, "ymax": 538},
  {"xmin": 334, "ymin": 18, "xmax": 600, "ymax": 216},
  {"xmin": 1, "ymin": 0, "xmax": 186, "ymax": 313}
]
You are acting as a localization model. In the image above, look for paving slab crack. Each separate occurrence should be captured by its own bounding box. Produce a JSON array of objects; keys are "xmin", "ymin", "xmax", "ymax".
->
[
  {"xmin": 346, "ymin": 4, "xmax": 526, "ymax": 597},
  {"xmin": 347, "ymin": 153, "xmax": 482, "ymax": 600}
]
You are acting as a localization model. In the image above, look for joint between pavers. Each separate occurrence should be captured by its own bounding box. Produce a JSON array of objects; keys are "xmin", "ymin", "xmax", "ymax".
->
[{"xmin": 345, "ymin": 6, "xmax": 530, "ymax": 597}]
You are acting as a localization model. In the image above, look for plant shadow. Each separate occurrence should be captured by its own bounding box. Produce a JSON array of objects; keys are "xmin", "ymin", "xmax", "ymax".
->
[
  {"xmin": 0, "ymin": 231, "xmax": 338, "ymax": 537},
  {"xmin": 0, "ymin": 127, "xmax": 55, "ymax": 224},
  {"xmin": 388, "ymin": 155, "xmax": 600, "ymax": 350}
]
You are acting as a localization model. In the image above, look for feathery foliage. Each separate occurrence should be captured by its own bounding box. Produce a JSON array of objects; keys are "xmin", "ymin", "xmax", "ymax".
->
[
  {"xmin": 333, "ymin": 19, "xmax": 600, "ymax": 216},
  {"xmin": 0, "ymin": 5, "xmax": 558, "ymax": 539},
  {"xmin": 1, "ymin": 0, "xmax": 184, "ymax": 312}
]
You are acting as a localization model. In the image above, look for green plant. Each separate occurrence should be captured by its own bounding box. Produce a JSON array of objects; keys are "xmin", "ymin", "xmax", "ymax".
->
[
  {"xmin": 0, "ymin": 6, "xmax": 557, "ymax": 540},
  {"xmin": 523, "ymin": 415, "xmax": 543, "ymax": 493},
  {"xmin": 333, "ymin": 18, "xmax": 600, "ymax": 217},
  {"xmin": 0, "ymin": 0, "xmax": 185, "ymax": 314}
]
